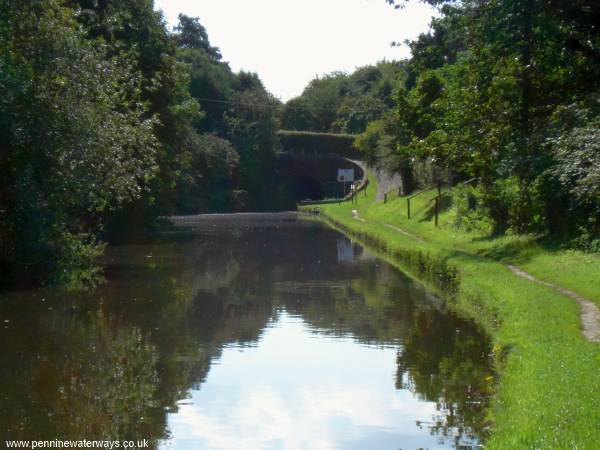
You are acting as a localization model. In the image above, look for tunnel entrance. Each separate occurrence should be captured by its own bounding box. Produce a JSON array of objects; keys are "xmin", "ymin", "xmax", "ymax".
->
[
  {"xmin": 273, "ymin": 153, "xmax": 363, "ymax": 210},
  {"xmin": 276, "ymin": 176, "xmax": 325, "ymax": 210}
]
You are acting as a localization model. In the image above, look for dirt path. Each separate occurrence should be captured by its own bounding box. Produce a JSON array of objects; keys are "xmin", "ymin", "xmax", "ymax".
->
[
  {"xmin": 347, "ymin": 210, "xmax": 600, "ymax": 343},
  {"xmin": 352, "ymin": 210, "xmax": 423, "ymax": 243},
  {"xmin": 382, "ymin": 223, "xmax": 425, "ymax": 243},
  {"xmin": 507, "ymin": 265, "xmax": 600, "ymax": 342}
]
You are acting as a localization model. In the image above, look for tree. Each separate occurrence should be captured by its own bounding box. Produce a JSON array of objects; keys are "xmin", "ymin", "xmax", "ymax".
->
[
  {"xmin": 280, "ymin": 97, "xmax": 318, "ymax": 131},
  {"xmin": 374, "ymin": 0, "xmax": 600, "ymax": 237},
  {"xmin": 174, "ymin": 14, "xmax": 222, "ymax": 60},
  {"xmin": 0, "ymin": 0, "xmax": 156, "ymax": 285},
  {"xmin": 281, "ymin": 62, "xmax": 407, "ymax": 135}
]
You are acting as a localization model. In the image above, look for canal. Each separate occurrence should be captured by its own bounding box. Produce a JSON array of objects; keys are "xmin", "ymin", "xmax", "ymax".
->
[{"xmin": 0, "ymin": 214, "xmax": 494, "ymax": 449}]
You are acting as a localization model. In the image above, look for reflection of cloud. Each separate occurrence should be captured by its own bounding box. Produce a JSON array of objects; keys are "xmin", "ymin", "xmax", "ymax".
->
[
  {"xmin": 300, "ymin": 387, "xmax": 433, "ymax": 428},
  {"xmin": 162, "ymin": 314, "xmax": 444, "ymax": 450}
]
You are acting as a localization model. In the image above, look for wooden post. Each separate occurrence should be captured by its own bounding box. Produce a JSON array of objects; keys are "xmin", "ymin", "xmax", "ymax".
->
[
  {"xmin": 407, "ymin": 198, "xmax": 411, "ymax": 219},
  {"xmin": 384, "ymin": 193, "xmax": 387, "ymax": 204},
  {"xmin": 434, "ymin": 197, "xmax": 439, "ymax": 227}
]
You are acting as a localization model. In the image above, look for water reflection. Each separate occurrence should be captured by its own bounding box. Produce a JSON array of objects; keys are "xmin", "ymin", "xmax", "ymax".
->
[
  {"xmin": 167, "ymin": 313, "xmax": 442, "ymax": 450},
  {"xmin": 0, "ymin": 215, "xmax": 493, "ymax": 449}
]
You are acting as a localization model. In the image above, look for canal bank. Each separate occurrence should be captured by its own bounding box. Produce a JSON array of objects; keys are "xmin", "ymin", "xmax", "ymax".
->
[{"xmin": 301, "ymin": 176, "xmax": 600, "ymax": 448}]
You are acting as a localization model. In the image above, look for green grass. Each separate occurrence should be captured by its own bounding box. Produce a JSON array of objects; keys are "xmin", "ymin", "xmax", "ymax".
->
[
  {"xmin": 302, "ymin": 175, "xmax": 600, "ymax": 449},
  {"xmin": 344, "ymin": 178, "xmax": 600, "ymax": 307}
]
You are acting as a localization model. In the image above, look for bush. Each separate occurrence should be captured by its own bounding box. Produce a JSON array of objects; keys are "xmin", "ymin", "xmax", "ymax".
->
[
  {"xmin": 450, "ymin": 185, "xmax": 494, "ymax": 234},
  {"xmin": 354, "ymin": 121, "xmax": 384, "ymax": 166},
  {"xmin": 277, "ymin": 130, "xmax": 359, "ymax": 158},
  {"xmin": 480, "ymin": 177, "xmax": 547, "ymax": 235},
  {"xmin": 568, "ymin": 227, "xmax": 600, "ymax": 253},
  {"xmin": 550, "ymin": 116, "xmax": 600, "ymax": 237}
]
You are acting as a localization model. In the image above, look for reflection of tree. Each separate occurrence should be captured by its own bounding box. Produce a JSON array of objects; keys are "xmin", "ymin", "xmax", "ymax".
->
[
  {"xmin": 280, "ymin": 262, "xmax": 432, "ymax": 344},
  {"xmin": 0, "ymin": 307, "xmax": 161, "ymax": 441},
  {"xmin": 396, "ymin": 311, "xmax": 494, "ymax": 447},
  {"xmin": 0, "ymin": 223, "xmax": 285, "ymax": 445},
  {"xmin": 0, "ymin": 220, "xmax": 494, "ymax": 448},
  {"xmin": 278, "ymin": 261, "xmax": 494, "ymax": 448}
]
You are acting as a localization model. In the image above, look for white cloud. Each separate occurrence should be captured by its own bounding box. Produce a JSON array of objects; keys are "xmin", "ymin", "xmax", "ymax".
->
[{"xmin": 154, "ymin": 0, "xmax": 437, "ymax": 100}]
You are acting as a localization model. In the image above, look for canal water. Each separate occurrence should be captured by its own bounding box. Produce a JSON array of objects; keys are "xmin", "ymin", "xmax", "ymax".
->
[{"xmin": 0, "ymin": 214, "xmax": 493, "ymax": 449}]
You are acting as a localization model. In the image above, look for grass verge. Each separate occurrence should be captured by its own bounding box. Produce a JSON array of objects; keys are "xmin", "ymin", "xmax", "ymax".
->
[{"xmin": 301, "ymin": 174, "xmax": 600, "ymax": 448}]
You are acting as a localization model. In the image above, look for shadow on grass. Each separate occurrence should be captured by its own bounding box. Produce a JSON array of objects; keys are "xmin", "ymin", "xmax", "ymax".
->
[
  {"xmin": 419, "ymin": 195, "xmax": 452, "ymax": 223},
  {"xmin": 444, "ymin": 248, "xmax": 490, "ymax": 265},
  {"xmin": 476, "ymin": 234, "xmax": 568, "ymax": 265}
]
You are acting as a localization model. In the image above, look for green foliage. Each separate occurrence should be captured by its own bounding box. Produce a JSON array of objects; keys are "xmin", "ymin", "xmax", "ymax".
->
[
  {"xmin": 449, "ymin": 185, "xmax": 494, "ymax": 234},
  {"xmin": 354, "ymin": 121, "xmax": 386, "ymax": 166},
  {"xmin": 223, "ymin": 80, "xmax": 280, "ymax": 210},
  {"xmin": 281, "ymin": 61, "xmax": 406, "ymax": 134},
  {"xmin": 50, "ymin": 232, "xmax": 106, "ymax": 290},
  {"xmin": 333, "ymin": 95, "xmax": 387, "ymax": 134},
  {"xmin": 174, "ymin": 133, "xmax": 239, "ymax": 213},
  {"xmin": 549, "ymin": 103, "xmax": 600, "ymax": 235},
  {"xmin": 277, "ymin": 130, "xmax": 357, "ymax": 158},
  {"xmin": 569, "ymin": 229, "xmax": 600, "ymax": 253},
  {"xmin": 171, "ymin": 16, "xmax": 280, "ymax": 211},
  {"xmin": 0, "ymin": 0, "xmax": 156, "ymax": 285},
  {"xmin": 0, "ymin": 4, "xmax": 281, "ymax": 284},
  {"xmin": 176, "ymin": 45, "xmax": 233, "ymax": 133},
  {"xmin": 280, "ymin": 97, "xmax": 318, "ymax": 131},
  {"xmin": 367, "ymin": 0, "xmax": 600, "ymax": 241},
  {"xmin": 174, "ymin": 13, "xmax": 221, "ymax": 60}
]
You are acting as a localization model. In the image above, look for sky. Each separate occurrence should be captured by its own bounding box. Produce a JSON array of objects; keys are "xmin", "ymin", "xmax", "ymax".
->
[{"xmin": 154, "ymin": 0, "xmax": 437, "ymax": 101}]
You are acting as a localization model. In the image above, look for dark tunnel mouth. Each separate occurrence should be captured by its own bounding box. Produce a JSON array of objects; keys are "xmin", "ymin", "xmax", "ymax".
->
[
  {"xmin": 278, "ymin": 176, "xmax": 325, "ymax": 208},
  {"xmin": 288, "ymin": 176, "xmax": 325, "ymax": 201}
]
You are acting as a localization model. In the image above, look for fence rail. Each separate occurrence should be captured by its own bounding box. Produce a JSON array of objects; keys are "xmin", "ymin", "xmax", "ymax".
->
[
  {"xmin": 406, "ymin": 184, "xmax": 440, "ymax": 219},
  {"xmin": 302, "ymin": 175, "xmax": 478, "ymax": 227},
  {"xmin": 381, "ymin": 177, "xmax": 479, "ymax": 226},
  {"xmin": 428, "ymin": 177, "xmax": 478, "ymax": 226},
  {"xmin": 298, "ymin": 178, "xmax": 369, "ymax": 207}
]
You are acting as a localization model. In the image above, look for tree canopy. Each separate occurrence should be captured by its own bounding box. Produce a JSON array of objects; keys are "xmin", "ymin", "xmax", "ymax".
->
[
  {"xmin": 1, "ymin": 0, "xmax": 599, "ymax": 285},
  {"xmin": 352, "ymin": 0, "xmax": 600, "ymax": 240},
  {"xmin": 0, "ymin": 1, "xmax": 280, "ymax": 285}
]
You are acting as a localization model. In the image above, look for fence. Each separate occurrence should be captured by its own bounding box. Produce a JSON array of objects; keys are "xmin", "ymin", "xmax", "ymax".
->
[
  {"xmin": 382, "ymin": 178, "xmax": 478, "ymax": 226},
  {"xmin": 382, "ymin": 186, "xmax": 403, "ymax": 204},
  {"xmin": 303, "ymin": 176, "xmax": 478, "ymax": 226},
  {"xmin": 299, "ymin": 178, "xmax": 369, "ymax": 207},
  {"xmin": 429, "ymin": 177, "xmax": 477, "ymax": 226}
]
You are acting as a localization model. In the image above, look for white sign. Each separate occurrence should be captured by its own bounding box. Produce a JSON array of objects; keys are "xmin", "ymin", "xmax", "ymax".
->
[{"xmin": 337, "ymin": 169, "xmax": 355, "ymax": 183}]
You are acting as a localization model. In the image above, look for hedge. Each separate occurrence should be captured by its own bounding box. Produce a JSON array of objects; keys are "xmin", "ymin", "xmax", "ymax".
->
[{"xmin": 277, "ymin": 130, "xmax": 359, "ymax": 158}]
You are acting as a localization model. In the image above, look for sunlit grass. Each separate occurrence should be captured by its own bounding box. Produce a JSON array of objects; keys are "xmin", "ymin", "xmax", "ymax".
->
[
  {"xmin": 303, "ymin": 173, "xmax": 600, "ymax": 448},
  {"xmin": 339, "ymin": 175, "xmax": 600, "ymax": 307}
]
